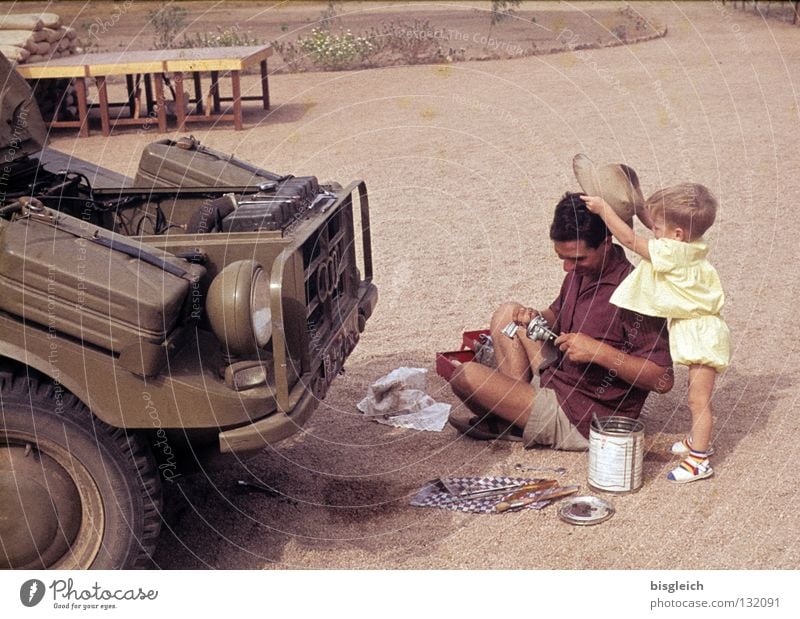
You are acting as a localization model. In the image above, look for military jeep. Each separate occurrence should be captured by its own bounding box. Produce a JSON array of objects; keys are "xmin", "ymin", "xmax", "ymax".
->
[{"xmin": 0, "ymin": 54, "xmax": 377, "ymax": 568}]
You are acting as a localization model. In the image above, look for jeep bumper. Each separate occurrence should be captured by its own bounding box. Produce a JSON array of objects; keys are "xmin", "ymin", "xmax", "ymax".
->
[{"xmin": 218, "ymin": 281, "xmax": 377, "ymax": 453}]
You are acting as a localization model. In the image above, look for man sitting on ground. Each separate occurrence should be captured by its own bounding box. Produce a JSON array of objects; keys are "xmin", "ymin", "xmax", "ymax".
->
[{"xmin": 448, "ymin": 192, "xmax": 674, "ymax": 449}]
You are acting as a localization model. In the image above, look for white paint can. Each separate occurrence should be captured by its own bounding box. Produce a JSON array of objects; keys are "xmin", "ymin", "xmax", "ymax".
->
[{"xmin": 588, "ymin": 416, "xmax": 645, "ymax": 493}]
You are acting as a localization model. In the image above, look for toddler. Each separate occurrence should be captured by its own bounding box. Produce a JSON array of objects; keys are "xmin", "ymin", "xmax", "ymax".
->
[{"xmin": 582, "ymin": 183, "xmax": 730, "ymax": 483}]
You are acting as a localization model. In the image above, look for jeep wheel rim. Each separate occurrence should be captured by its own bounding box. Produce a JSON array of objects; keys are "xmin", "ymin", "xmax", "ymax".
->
[{"xmin": 0, "ymin": 432, "xmax": 104, "ymax": 569}]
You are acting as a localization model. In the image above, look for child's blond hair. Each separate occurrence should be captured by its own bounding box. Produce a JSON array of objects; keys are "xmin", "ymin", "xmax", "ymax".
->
[{"xmin": 646, "ymin": 183, "xmax": 718, "ymax": 241}]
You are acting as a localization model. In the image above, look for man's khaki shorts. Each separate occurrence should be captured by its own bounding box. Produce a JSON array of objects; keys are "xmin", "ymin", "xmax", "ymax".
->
[{"xmin": 522, "ymin": 375, "xmax": 589, "ymax": 451}]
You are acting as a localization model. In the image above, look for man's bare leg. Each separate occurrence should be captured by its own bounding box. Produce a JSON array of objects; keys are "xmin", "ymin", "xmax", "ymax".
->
[
  {"xmin": 450, "ymin": 363, "xmax": 535, "ymax": 428},
  {"xmin": 491, "ymin": 302, "xmax": 547, "ymax": 380},
  {"xmin": 450, "ymin": 302, "xmax": 546, "ymax": 429}
]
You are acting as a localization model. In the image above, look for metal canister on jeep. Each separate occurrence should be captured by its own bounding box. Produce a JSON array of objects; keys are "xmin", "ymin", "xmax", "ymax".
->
[{"xmin": 0, "ymin": 53, "xmax": 377, "ymax": 569}]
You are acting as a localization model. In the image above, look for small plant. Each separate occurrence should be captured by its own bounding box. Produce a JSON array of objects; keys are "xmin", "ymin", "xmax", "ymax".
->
[
  {"xmin": 148, "ymin": 1, "xmax": 187, "ymax": 50},
  {"xmin": 365, "ymin": 20, "xmax": 462, "ymax": 65},
  {"xmin": 297, "ymin": 28, "xmax": 375, "ymax": 70},
  {"xmin": 318, "ymin": 0, "xmax": 344, "ymax": 30},
  {"xmin": 618, "ymin": 6, "xmax": 652, "ymax": 34},
  {"xmin": 490, "ymin": 0, "xmax": 521, "ymax": 25},
  {"xmin": 182, "ymin": 25, "xmax": 262, "ymax": 48},
  {"xmin": 272, "ymin": 18, "xmax": 465, "ymax": 73},
  {"xmin": 270, "ymin": 39, "xmax": 303, "ymax": 72}
]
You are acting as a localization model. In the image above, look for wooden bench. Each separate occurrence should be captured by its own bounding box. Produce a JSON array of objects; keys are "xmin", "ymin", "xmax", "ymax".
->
[
  {"xmin": 16, "ymin": 45, "xmax": 273, "ymax": 136},
  {"xmin": 164, "ymin": 45, "xmax": 272, "ymax": 131}
]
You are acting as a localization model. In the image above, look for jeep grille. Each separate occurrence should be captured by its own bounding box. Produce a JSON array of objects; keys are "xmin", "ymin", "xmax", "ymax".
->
[{"xmin": 303, "ymin": 198, "xmax": 357, "ymax": 352}]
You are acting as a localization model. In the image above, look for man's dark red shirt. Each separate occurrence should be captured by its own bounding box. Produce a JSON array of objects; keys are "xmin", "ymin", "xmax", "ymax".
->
[{"xmin": 541, "ymin": 244, "xmax": 672, "ymax": 437}]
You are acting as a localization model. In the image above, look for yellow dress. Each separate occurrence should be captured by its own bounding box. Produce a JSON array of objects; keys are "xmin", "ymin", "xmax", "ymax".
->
[{"xmin": 610, "ymin": 238, "xmax": 731, "ymax": 372}]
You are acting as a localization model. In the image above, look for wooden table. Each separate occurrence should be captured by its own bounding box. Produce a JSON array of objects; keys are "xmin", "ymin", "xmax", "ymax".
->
[
  {"xmin": 16, "ymin": 45, "xmax": 273, "ymax": 136},
  {"xmin": 164, "ymin": 45, "xmax": 272, "ymax": 131},
  {"xmin": 15, "ymin": 57, "xmax": 91, "ymax": 137},
  {"xmin": 84, "ymin": 50, "xmax": 171, "ymax": 135}
]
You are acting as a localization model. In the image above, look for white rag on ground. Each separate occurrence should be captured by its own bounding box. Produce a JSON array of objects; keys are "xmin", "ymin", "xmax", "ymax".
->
[{"xmin": 356, "ymin": 367, "xmax": 451, "ymax": 432}]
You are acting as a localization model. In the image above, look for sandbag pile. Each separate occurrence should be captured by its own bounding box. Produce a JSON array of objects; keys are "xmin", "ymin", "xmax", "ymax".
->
[{"xmin": 0, "ymin": 13, "xmax": 82, "ymax": 64}]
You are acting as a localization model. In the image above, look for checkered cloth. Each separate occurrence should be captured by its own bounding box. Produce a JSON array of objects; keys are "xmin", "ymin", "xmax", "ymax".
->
[{"xmin": 410, "ymin": 476, "xmax": 550, "ymax": 514}]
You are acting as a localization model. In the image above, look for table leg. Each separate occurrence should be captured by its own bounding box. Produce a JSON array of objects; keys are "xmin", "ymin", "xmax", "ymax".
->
[
  {"xmin": 174, "ymin": 72, "xmax": 186, "ymax": 130},
  {"xmin": 211, "ymin": 71, "xmax": 221, "ymax": 112},
  {"xmin": 75, "ymin": 77, "xmax": 89, "ymax": 138},
  {"xmin": 144, "ymin": 73, "xmax": 154, "ymax": 116},
  {"xmin": 126, "ymin": 74, "xmax": 136, "ymax": 117},
  {"xmin": 260, "ymin": 59, "xmax": 270, "ymax": 110},
  {"xmin": 232, "ymin": 70, "xmax": 242, "ymax": 130},
  {"xmin": 154, "ymin": 73, "xmax": 167, "ymax": 133},
  {"xmin": 192, "ymin": 71, "xmax": 203, "ymax": 115},
  {"xmin": 96, "ymin": 76, "xmax": 111, "ymax": 137}
]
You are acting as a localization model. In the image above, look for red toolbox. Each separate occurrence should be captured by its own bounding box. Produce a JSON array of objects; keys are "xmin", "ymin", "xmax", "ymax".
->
[
  {"xmin": 461, "ymin": 329, "xmax": 490, "ymax": 352},
  {"xmin": 435, "ymin": 329, "xmax": 490, "ymax": 381}
]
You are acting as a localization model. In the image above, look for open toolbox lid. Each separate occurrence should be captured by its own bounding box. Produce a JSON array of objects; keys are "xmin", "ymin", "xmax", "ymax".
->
[{"xmin": 435, "ymin": 329, "xmax": 490, "ymax": 381}]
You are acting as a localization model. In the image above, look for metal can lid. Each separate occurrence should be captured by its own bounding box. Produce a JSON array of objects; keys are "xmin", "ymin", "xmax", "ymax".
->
[{"xmin": 558, "ymin": 495, "xmax": 615, "ymax": 526}]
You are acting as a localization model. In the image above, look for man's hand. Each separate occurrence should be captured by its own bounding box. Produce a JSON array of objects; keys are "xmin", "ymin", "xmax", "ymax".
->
[
  {"xmin": 554, "ymin": 332, "xmax": 603, "ymax": 364},
  {"xmin": 555, "ymin": 331, "xmax": 674, "ymax": 393},
  {"xmin": 511, "ymin": 305, "xmax": 539, "ymax": 326},
  {"xmin": 580, "ymin": 194, "xmax": 611, "ymax": 217}
]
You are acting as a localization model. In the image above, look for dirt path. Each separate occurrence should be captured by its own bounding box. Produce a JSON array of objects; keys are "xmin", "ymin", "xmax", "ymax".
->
[{"xmin": 47, "ymin": 1, "xmax": 800, "ymax": 569}]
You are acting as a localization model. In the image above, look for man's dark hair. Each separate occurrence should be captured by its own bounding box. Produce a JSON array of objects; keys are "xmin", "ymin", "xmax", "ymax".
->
[{"xmin": 549, "ymin": 192, "xmax": 610, "ymax": 248}]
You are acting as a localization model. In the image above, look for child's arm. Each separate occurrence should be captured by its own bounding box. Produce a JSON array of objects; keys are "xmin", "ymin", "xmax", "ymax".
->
[{"xmin": 581, "ymin": 195, "xmax": 651, "ymax": 261}]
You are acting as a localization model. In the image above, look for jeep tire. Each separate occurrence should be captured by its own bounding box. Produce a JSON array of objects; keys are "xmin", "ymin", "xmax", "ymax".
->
[{"xmin": 0, "ymin": 373, "xmax": 162, "ymax": 569}]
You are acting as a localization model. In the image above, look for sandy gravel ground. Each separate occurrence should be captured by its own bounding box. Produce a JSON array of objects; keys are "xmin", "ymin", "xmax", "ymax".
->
[{"xmin": 43, "ymin": 2, "xmax": 800, "ymax": 570}]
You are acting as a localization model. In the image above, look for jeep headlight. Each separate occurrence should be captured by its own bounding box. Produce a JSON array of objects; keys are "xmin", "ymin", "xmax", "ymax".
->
[{"xmin": 206, "ymin": 260, "xmax": 272, "ymax": 356}]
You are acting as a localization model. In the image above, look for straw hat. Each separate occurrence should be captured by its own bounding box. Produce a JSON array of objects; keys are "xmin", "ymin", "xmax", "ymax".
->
[{"xmin": 572, "ymin": 154, "xmax": 645, "ymax": 226}]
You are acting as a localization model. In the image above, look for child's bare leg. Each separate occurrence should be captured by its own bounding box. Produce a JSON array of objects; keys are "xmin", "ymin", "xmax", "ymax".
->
[
  {"xmin": 687, "ymin": 364, "xmax": 717, "ymax": 452},
  {"xmin": 667, "ymin": 364, "xmax": 717, "ymax": 483}
]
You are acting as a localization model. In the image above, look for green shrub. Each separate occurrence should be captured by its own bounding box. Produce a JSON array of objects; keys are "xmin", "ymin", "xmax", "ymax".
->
[
  {"xmin": 272, "ymin": 19, "xmax": 464, "ymax": 73},
  {"xmin": 182, "ymin": 26, "xmax": 262, "ymax": 48},
  {"xmin": 365, "ymin": 19, "xmax": 464, "ymax": 65},
  {"xmin": 148, "ymin": 2, "xmax": 187, "ymax": 50},
  {"xmin": 297, "ymin": 28, "xmax": 375, "ymax": 71},
  {"xmin": 490, "ymin": 0, "xmax": 521, "ymax": 25}
]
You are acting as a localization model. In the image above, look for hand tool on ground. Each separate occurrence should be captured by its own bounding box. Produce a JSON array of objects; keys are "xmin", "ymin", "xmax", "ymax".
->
[
  {"xmin": 495, "ymin": 485, "xmax": 580, "ymax": 513},
  {"xmin": 498, "ymin": 479, "xmax": 559, "ymax": 503},
  {"xmin": 514, "ymin": 463, "xmax": 567, "ymax": 476},
  {"xmin": 456, "ymin": 479, "xmax": 554, "ymax": 499}
]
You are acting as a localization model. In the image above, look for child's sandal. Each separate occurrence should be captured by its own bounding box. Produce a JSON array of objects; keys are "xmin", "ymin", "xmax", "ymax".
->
[{"xmin": 667, "ymin": 454, "xmax": 714, "ymax": 484}]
